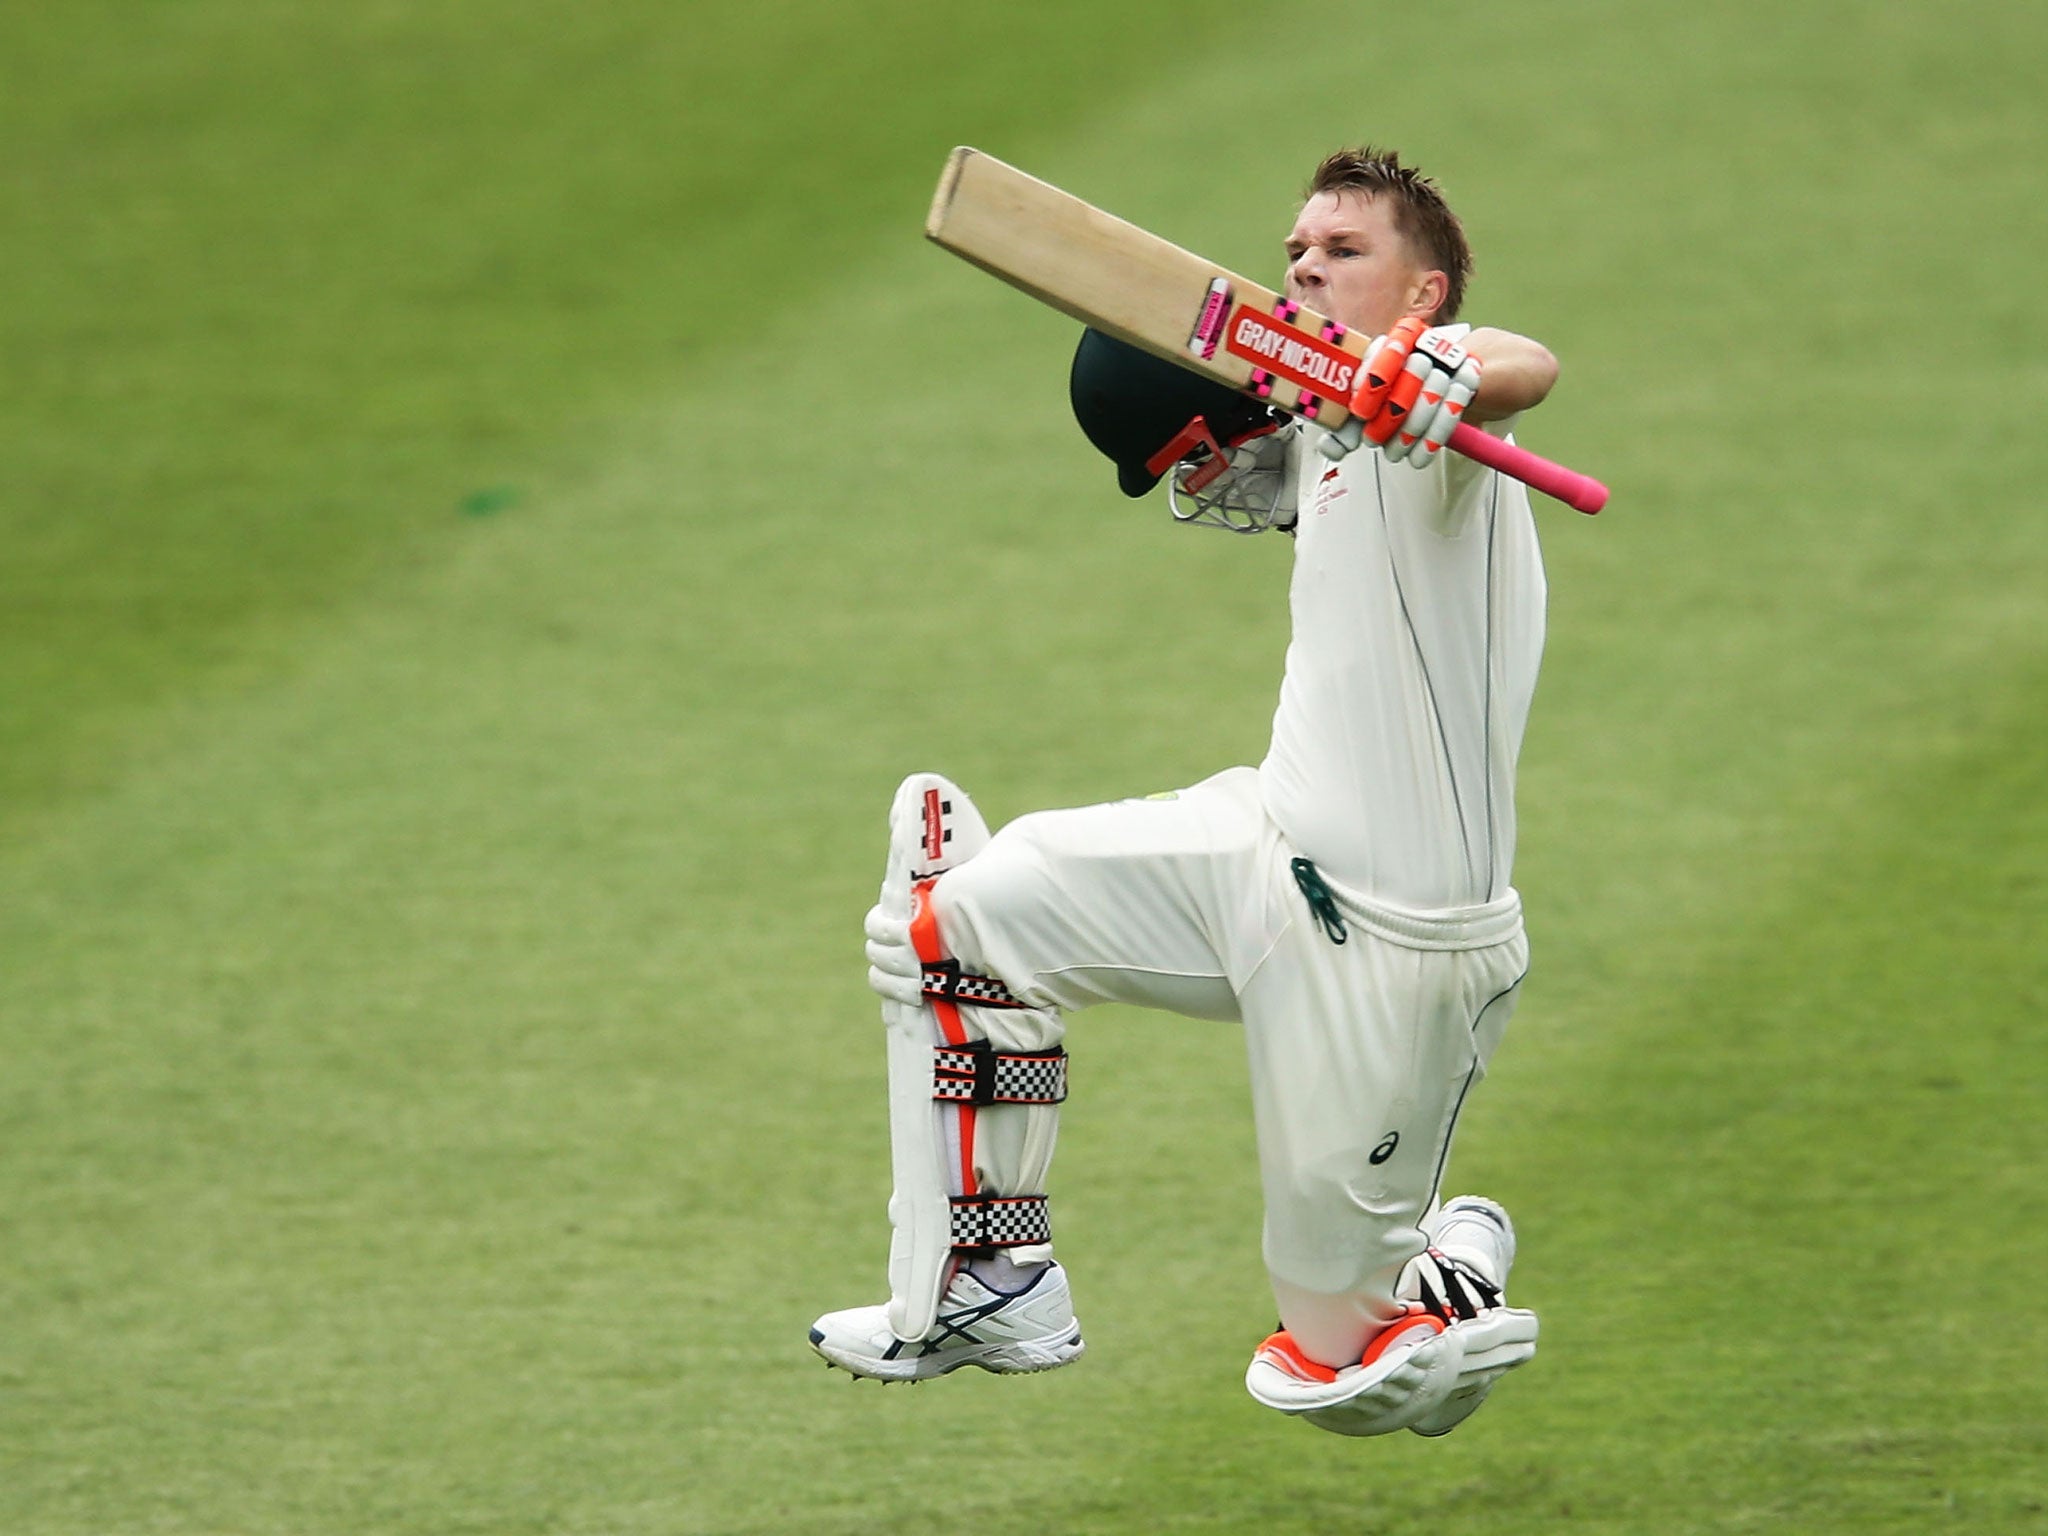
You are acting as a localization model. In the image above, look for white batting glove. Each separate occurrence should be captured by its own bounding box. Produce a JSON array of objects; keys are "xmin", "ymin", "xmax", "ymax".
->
[
  {"xmin": 1382, "ymin": 327, "xmax": 1482, "ymax": 467},
  {"xmin": 864, "ymin": 903, "xmax": 923, "ymax": 1008}
]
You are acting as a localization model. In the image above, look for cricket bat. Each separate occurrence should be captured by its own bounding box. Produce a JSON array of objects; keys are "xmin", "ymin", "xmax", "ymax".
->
[{"xmin": 925, "ymin": 147, "xmax": 1608, "ymax": 515}]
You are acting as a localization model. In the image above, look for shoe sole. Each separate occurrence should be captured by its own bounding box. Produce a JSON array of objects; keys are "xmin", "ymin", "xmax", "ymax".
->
[{"xmin": 810, "ymin": 1327, "xmax": 1084, "ymax": 1383}]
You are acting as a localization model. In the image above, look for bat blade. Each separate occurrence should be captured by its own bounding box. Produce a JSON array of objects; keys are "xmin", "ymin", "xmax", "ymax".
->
[
  {"xmin": 926, "ymin": 146, "xmax": 1362, "ymax": 422},
  {"xmin": 925, "ymin": 147, "xmax": 1606, "ymax": 513}
]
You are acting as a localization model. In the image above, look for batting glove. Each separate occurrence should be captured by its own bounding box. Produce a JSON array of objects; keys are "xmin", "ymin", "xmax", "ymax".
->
[
  {"xmin": 1381, "ymin": 327, "xmax": 1483, "ymax": 467},
  {"xmin": 864, "ymin": 904, "xmax": 923, "ymax": 1008},
  {"xmin": 1320, "ymin": 317, "xmax": 1427, "ymax": 461}
]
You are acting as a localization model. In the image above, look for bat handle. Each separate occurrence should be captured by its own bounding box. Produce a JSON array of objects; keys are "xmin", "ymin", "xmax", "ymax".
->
[{"xmin": 1446, "ymin": 422, "xmax": 1608, "ymax": 514}]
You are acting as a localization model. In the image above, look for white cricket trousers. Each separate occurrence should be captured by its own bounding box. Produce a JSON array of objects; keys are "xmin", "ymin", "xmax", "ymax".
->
[{"xmin": 931, "ymin": 766, "xmax": 1527, "ymax": 1367}]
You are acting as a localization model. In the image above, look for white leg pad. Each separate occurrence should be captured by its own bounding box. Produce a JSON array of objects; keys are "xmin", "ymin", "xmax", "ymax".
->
[
  {"xmin": 879, "ymin": 774, "xmax": 992, "ymax": 1341},
  {"xmin": 873, "ymin": 774, "xmax": 1066, "ymax": 1344},
  {"xmin": 883, "ymin": 1006, "xmax": 951, "ymax": 1342}
]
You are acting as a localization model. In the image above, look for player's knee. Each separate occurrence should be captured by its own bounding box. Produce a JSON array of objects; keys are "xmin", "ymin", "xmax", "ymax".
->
[{"xmin": 924, "ymin": 826, "xmax": 1043, "ymax": 965}]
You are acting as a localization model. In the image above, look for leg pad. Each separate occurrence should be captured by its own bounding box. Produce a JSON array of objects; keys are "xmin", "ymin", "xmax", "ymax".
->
[{"xmin": 881, "ymin": 773, "xmax": 1067, "ymax": 1341}]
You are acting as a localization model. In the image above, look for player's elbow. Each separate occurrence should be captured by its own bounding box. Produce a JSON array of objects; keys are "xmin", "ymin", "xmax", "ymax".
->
[
  {"xmin": 1464, "ymin": 329, "xmax": 1557, "ymax": 420},
  {"xmin": 1499, "ymin": 335, "xmax": 1558, "ymax": 409}
]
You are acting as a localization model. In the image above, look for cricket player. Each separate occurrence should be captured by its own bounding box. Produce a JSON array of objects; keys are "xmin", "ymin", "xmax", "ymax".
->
[{"xmin": 812, "ymin": 148, "xmax": 1559, "ymax": 1437}]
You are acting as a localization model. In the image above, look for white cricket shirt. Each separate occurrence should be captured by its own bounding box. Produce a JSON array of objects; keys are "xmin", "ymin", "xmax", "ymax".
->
[{"xmin": 1257, "ymin": 405, "xmax": 1547, "ymax": 911}]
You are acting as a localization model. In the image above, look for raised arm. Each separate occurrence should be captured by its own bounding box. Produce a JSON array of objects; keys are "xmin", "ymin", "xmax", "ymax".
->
[
  {"xmin": 1341, "ymin": 321, "xmax": 1605, "ymax": 512},
  {"xmin": 1460, "ymin": 328, "xmax": 1558, "ymax": 424}
]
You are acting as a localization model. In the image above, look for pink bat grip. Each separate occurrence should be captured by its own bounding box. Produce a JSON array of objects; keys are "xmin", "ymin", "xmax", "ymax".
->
[{"xmin": 1446, "ymin": 422, "xmax": 1608, "ymax": 514}]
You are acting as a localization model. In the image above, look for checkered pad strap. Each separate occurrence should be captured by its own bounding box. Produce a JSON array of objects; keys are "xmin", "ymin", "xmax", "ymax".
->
[
  {"xmin": 932, "ymin": 1041, "xmax": 1068, "ymax": 1106},
  {"xmin": 947, "ymin": 1193, "xmax": 1052, "ymax": 1250},
  {"xmin": 920, "ymin": 959, "xmax": 1029, "ymax": 1010}
]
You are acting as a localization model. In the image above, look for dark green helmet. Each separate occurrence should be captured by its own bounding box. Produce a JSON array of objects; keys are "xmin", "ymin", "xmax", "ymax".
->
[{"xmin": 1068, "ymin": 328, "xmax": 1282, "ymax": 498}]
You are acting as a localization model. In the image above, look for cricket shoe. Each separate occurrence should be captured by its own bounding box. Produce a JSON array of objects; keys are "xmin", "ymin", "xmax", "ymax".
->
[
  {"xmin": 1244, "ymin": 1309, "xmax": 1463, "ymax": 1437},
  {"xmin": 809, "ymin": 1262, "xmax": 1084, "ymax": 1382},
  {"xmin": 1405, "ymin": 1196, "xmax": 1539, "ymax": 1437},
  {"xmin": 1246, "ymin": 1197, "xmax": 1538, "ymax": 1438}
]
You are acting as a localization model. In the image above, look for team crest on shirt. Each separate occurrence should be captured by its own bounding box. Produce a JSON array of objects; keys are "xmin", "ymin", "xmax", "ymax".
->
[{"xmin": 1313, "ymin": 461, "xmax": 1348, "ymax": 514}]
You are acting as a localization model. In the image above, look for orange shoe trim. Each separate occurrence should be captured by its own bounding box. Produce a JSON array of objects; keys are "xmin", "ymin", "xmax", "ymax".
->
[
  {"xmin": 1252, "ymin": 1330, "xmax": 1339, "ymax": 1385},
  {"xmin": 1360, "ymin": 1305, "xmax": 1446, "ymax": 1368}
]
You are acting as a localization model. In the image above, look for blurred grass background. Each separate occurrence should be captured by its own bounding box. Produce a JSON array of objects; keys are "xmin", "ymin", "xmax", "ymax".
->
[{"xmin": 2, "ymin": 2, "xmax": 2044, "ymax": 1532}]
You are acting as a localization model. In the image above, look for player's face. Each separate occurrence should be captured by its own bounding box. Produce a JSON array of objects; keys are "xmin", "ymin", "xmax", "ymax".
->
[{"xmin": 1284, "ymin": 190, "xmax": 1436, "ymax": 338}]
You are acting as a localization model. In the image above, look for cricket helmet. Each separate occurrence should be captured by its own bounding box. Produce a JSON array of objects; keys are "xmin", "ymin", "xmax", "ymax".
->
[{"xmin": 1069, "ymin": 328, "xmax": 1282, "ymax": 497}]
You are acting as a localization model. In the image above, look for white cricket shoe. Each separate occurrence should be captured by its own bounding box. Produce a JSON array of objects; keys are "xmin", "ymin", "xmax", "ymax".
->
[
  {"xmin": 1245, "ymin": 1195, "xmax": 1538, "ymax": 1438},
  {"xmin": 1402, "ymin": 1303, "xmax": 1538, "ymax": 1436},
  {"xmin": 809, "ymin": 1262, "xmax": 1084, "ymax": 1382},
  {"xmin": 1405, "ymin": 1195, "xmax": 1538, "ymax": 1437},
  {"xmin": 1244, "ymin": 1309, "xmax": 1461, "ymax": 1436}
]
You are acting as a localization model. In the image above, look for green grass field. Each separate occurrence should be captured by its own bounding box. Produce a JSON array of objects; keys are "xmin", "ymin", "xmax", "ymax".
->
[{"xmin": 4, "ymin": 3, "xmax": 2045, "ymax": 1531}]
